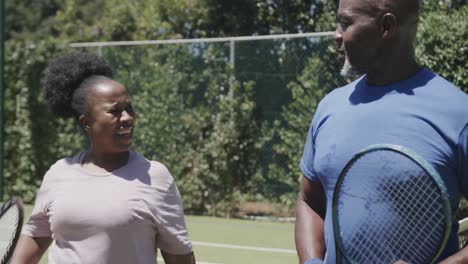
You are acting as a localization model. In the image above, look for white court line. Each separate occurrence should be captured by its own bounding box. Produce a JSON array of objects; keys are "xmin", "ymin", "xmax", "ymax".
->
[
  {"xmin": 157, "ymin": 257, "xmax": 219, "ymax": 264},
  {"xmin": 157, "ymin": 241, "xmax": 295, "ymax": 263},
  {"xmin": 192, "ymin": 241, "xmax": 296, "ymax": 254}
]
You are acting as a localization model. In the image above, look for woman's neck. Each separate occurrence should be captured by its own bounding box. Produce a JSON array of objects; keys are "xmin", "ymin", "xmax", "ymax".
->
[{"xmin": 81, "ymin": 150, "xmax": 130, "ymax": 173}]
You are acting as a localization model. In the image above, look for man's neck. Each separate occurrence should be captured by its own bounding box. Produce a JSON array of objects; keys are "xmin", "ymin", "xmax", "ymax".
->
[{"xmin": 366, "ymin": 56, "xmax": 421, "ymax": 86}]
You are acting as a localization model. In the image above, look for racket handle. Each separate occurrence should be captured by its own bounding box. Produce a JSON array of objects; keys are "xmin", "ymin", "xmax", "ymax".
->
[
  {"xmin": 336, "ymin": 249, "xmax": 342, "ymax": 264},
  {"xmin": 304, "ymin": 258, "xmax": 324, "ymax": 264}
]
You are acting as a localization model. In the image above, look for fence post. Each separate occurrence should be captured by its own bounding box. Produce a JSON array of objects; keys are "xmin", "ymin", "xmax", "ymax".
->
[
  {"xmin": 0, "ymin": 0, "xmax": 4, "ymax": 200},
  {"xmin": 229, "ymin": 40, "xmax": 235, "ymax": 97}
]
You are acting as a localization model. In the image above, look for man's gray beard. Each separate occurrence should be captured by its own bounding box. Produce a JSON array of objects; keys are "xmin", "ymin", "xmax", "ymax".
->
[{"xmin": 340, "ymin": 57, "xmax": 359, "ymax": 78}]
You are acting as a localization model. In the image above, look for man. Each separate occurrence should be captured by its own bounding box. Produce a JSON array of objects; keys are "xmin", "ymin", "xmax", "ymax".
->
[{"xmin": 295, "ymin": 0, "xmax": 468, "ymax": 263}]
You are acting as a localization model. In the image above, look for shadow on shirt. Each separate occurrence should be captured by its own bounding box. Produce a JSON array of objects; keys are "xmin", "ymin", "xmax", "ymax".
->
[{"xmin": 349, "ymin": 70, "xmax": 434, "ymax": 105}]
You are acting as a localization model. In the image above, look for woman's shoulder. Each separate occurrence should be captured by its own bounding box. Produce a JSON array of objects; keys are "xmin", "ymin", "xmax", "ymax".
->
[
  {"xmin": 46, "ymin": 152, "xmax": 83, "ymax": 176},
  {"xmin": 130, "ymin": 151, "xmax": 175, "ymax": 183},
  {"xmin": 38, "ymin": 152, "xmax": 84, "ymax": 188}
]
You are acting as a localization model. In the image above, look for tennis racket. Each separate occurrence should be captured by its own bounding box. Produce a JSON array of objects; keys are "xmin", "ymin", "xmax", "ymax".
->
[
  {"xmin": 0, "ymin": 197, "xmax": 24, "ymax": 264},
  {"xmin": 332, "ymin": 144, "xmax": 452, "ymax": 264}
]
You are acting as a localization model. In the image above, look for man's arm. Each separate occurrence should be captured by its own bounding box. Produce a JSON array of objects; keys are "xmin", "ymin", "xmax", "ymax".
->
[
  {"xmin": 295, "ymin": 176, "xmax": 327, "ymax": 264},
  {"xmin": 161, "ymin": 251, "xmax": 195, "ymax": 264},
  {"xmin": 10, "ymin": 235, "xmax": 52, "ymax": 264}
]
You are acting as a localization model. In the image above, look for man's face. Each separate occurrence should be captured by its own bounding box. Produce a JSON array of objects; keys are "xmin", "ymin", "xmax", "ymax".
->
[{"xmin": 335, "ymin": 0, "xmax": 382, "ymax": 77}]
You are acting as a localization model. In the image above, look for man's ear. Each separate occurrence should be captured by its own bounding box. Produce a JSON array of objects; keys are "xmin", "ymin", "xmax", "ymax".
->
[
  {"xmin": 381, "ymin": 13, "xmax": 397, "ymax": 39},
  {"xmin": 79, "ymin": 115, "xmax": 90, "ymax": 131}
]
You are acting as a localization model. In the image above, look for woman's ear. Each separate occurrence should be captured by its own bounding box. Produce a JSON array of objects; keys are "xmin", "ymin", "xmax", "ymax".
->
[
  {"xmin": 79, "ymin": 115, "xmax": 90, "ymax": 131},
  {"xmin": 381, "ymin": 13, "xmax": 397, "ymax": 39}
]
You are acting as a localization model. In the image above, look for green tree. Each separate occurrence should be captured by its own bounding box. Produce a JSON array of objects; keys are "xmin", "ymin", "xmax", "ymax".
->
[
  {"xmin": 5, "ymin": 0, "xmax": 61, "ymax": 40},
  {"xmin": 3, "ymin": 0, "xmax": 466, "ymax": 218},
  {"xmin": 254, "ymin": 38, "xmax": 345, "ymax": 207},
  {"xmin": 416, "ymin": 4, "xmax": 467, "ymax": 92},
  {"xmin": 3, "ymin": 40, "xmax": 83, "ymax": 201}
]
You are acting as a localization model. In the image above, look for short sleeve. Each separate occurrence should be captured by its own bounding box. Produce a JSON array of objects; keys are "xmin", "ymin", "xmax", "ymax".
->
[
  {"xmin": 300, "ymin": 116, "xmax": 320, "ymax": 181},
  {"xmin": 21, "ymin": 176, "xmax": 52, "ymax": 237},
  {"xmin": 458, "ymin": 123, "xmax": 468, "ymax": 198},
  {"xmin": 152, "ymin": 165, "xmax": 192, "ymax": 255}
]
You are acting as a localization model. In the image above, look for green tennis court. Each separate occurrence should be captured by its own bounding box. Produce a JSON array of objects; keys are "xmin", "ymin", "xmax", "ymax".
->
[{"xmin": 24, "ymin": 205, "xmax": 296, "ymax": 264}]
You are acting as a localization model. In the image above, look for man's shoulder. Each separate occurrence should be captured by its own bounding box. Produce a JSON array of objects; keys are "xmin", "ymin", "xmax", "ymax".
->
[
  {"xmin": 425, "ymin": 69, "xmax": 465, "ymax": 95},
  {"xmin": 318, "ymin": 77, "xmax": 361, "ymax": 106},
  {"xmin": 424, "ymin": 70, "xmax": 467, "ymax": 106},
  {"xmin": 420, "ymin": 69, "xmax": 468, "ymax": 131}
]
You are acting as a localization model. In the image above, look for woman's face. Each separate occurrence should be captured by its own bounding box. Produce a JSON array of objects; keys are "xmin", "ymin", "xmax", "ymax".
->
[{"xmin": 81, "ymin": 79, "xmax": 136, "ymax": 154}]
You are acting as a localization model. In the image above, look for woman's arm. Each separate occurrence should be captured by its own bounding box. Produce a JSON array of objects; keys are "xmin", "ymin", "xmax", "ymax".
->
[
  {"xmin": 161, "ymin": 250, "xmax": 195, "ymax": 264},
  {"xmin": 10, "ymin": 235, "xmax": 52, "ymax": 264}
]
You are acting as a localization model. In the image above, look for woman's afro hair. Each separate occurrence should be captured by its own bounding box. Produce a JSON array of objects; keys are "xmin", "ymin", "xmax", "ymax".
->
[{"xmin": 43, "ymin": 52, "xmax": 113, "ymax": 118}]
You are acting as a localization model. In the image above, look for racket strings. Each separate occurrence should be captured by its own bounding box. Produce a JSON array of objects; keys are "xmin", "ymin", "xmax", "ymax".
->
[
  {"xmin": 382, "ymin": 173, "xmax": 445, "ymax": 256},
  {"xmin": 336, "ymin": 150, "xmax": 447, "ymax": 264},
  {"xmin": 0, "ymin": 204, "xmax": 21, "ymax": 261},
  {"xmin": 347, "ymin": 227, "xmax": 398, "ymax": 263},
  {"xmin": 349, "ymin": 181, "xmax": 442, "ymax": 262}
]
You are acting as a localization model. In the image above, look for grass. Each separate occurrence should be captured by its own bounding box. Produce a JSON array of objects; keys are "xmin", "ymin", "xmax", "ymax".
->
[{"xmin": 23, "ymin": 205, "xmax": 297, "ymax": 264}]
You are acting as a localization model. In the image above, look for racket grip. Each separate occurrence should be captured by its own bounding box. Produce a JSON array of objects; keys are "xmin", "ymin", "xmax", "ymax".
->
[{"xmin": 304, "ymin": 258, "xmax": 324, "ymax": 264}]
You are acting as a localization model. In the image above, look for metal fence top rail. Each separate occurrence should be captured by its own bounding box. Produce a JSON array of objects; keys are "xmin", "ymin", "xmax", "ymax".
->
[{"xmin": 70, "ymin": 31, "xmax": 335, "ymax": 48}]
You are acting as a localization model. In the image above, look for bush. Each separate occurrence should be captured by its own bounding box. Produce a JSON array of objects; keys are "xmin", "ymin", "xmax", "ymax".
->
[
  {"xmin": 3, "ymin": 39, "xmax": 82, "ymax": 201},
  {"xmin": 416, "ymin": 5, "xmax": 468, "ymax": 92}
]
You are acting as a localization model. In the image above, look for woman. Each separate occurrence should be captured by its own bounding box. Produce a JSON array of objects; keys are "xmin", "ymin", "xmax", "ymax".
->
[{"xmin": 11, "ymin": 52, "xmax": 195, "ymax": 264}]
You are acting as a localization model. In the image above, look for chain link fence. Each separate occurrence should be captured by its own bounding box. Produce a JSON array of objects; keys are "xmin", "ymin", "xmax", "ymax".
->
[
  {"xmin": 71, "ymin": 32, "xmax": 334, "ymax": 125},
  {"xmin": 70, "ymin": 32, "xmax": 342, "ymax": 213}
]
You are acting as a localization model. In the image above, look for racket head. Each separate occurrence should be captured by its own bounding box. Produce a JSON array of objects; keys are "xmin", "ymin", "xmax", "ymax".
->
[
  {"xmin": 0, "ymin": 197, "xmax": 24, "ymax": 264},
  {"xmin": 332, "ymin": 144, "xmax": 452, "ymax": 264}
]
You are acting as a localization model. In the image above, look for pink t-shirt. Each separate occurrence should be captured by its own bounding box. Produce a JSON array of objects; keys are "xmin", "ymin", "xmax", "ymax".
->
[{"xmin": 22, "ymin": 151, "xmax": 192, "ymax": 264}]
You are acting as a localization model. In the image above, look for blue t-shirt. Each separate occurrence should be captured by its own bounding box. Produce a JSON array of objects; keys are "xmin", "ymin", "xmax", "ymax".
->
[{"xmin": 300, "ymin": 68, "xmax": 468, "ymax": 263}]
